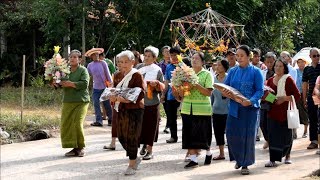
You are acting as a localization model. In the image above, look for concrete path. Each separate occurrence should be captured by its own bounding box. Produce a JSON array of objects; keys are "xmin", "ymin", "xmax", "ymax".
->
[{"xmin": 1, "ymin": 116, "xmax": 319, "ymax": 180}]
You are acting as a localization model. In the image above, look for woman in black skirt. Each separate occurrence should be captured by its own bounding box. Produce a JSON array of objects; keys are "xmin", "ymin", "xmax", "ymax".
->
[{"xmin": 174, "ymin": 52, "xmax": 213, "ymax": 168}]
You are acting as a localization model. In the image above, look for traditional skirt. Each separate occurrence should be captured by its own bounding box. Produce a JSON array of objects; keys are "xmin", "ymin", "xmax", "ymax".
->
[
  {"xmin": 140, "ymin": 104, "xmax": 160, "ymax": 146},
  {"xmin": 111, "ymin": 108, "xmax": 118, "ymax": 137},
  {"xmin": 226, "ymin": 106, "xmax": 259, "ymax": 167},
  {"xmin": 181, "ymin": 114, "xmax": 212, "ymax": 150},
  {"xmin": 117, "ymin": 108, "xmax": 144, "ymax": 160},
  {"xmin": 267, "ymin": 117, "xmax": 293, "ymax": 162},
  {"xmin": 60, "ymin": 102, "xmax": 89, "ymax": 148}
]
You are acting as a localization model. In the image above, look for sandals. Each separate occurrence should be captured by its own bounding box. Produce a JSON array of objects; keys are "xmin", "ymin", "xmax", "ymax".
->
[
  {"xmin": 124, "ymin": 167, "xmax": 136, "ymax": 175},
  {"xmin": 103, "ymin": 144, "xmax": 116, "ymax": 150},
  {"xmin": 241, "ymin": 167, "xmax": 250, "ymax": 175},
  {"xmin": 284, "ymin": 159, "xmax": 292, "ymax": 164},
  {"xmin": 212, "ymin": 155, "xmax": 225, "ymax": 160},
  {"xmin": 265, "ymin": 161, "xmax": 278, "ymax": 167},
  {"xmin": 234, "ymin": 163, "xmax": 241, "ymax": 169},
  {"xmin": 65, "ymin": 149, "xmax": 77, "ymax": 157},
  {"xmin": 133, "ymin": 158, "xmax": 141, "ymax": 170},
  {"xmin": 65, "ymin": 148, "xmax": 84, "ymax": 157}
]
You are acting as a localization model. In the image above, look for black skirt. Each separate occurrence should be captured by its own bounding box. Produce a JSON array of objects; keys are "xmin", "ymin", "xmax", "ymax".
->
[
  {"xmin": 267, "ymin": 117, "xmax": 293, "ymax": 162},
  {"xmin": 181, "ymin": 114, "xmax": 212, "ymax": 150}
]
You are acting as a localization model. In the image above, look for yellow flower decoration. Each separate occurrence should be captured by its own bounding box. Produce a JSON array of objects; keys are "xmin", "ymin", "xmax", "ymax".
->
[
  {"xmin": 250, "ymin": 51, "xmax": 254, "ymax": 59},
  {"xmin": 177, "ymin": 55, "xmax": 183, "ymax": 62},
  {"xmin": 54, "ymin": 46, "xmax": 61, "ymax": 54}
]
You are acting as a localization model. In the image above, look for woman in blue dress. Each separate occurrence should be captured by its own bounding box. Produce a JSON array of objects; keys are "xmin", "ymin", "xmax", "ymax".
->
[{"xmin": 222, "ymin": 45, "xmax": 264, "ymax": 175}]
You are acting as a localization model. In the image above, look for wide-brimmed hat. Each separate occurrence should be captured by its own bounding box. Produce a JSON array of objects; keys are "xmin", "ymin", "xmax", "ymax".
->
[
  {"xmin": 84, "ymin": 48, "xmax": 104, "ymax": 57},
  {"xmin": 296, "ymin": 57, "xmax": 309, "ymax": 64}
]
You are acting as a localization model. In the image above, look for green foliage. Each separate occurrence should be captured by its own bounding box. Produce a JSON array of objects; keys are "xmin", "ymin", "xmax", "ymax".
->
[
  {"xmin": 1, "ymin": 0, "xmax": 320, "ymax": 86},
  {"xmin": 29, "ymin": 75, "xmax": 45, "ymax": 88},
  {"xmin": 0, "ymin": 86, "xmax": 63, "ymax": 107}
]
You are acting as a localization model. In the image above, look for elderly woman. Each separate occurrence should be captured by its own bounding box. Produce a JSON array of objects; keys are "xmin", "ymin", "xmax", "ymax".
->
[
  {"xmin": 175, "ymin": 52, "xmax": 213, "ymax": 168},
  {"xmin": 223, "ymin": 45, "xmax": 264, "ymax": 175},
  {"xmin": 211, "ymin": 58, "xmax": 229, "ymax": 161},
  {"xmin": 136, "ymin": 46, "xmax": 165, "ymax": 160},
  {"xmin": 109, "ymin": 50, "xmax": 145, "ymax": 175},
  {"xmin": 58, "ymin": 50, "xmax": 90, "ymax": 157},
  {"xmin": 265, "ymin": 60, "xmax": 300, "ymax": 167},
  {"xmin": 103, "ymin": 56, "xmax": 124, "ymax": 150}
]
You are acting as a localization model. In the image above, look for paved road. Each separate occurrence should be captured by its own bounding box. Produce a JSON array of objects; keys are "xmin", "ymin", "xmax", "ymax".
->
[{"xmin": 1, "ymin": 116, "xmax": 319, "ymax": 180}]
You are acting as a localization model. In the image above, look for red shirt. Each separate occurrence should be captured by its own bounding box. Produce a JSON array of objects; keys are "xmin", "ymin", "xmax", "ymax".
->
[{"xmin": 267, "ymin": 76, "xmax": 300, "ymax": 122}]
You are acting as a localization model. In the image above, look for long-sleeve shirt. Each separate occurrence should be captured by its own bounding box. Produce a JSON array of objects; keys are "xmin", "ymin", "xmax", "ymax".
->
[
  {"xmin": 296, "ymin": 69, "xmax": 303, "ymax": 93},
  {"xmin": 288, "ymin": 64, "xmax": 297, "ymax": 83},
  {"xmin": 267, "ymin": 76, "xmax": 300, "ymax": 122},
  {"xmin": 224, "ymin": 64, "xmax": 264, "ymax": 118},
  {"xmin": 63, "ymin": 66, "xmax": 90, "ymax": 103},
  {"xmin": 87, "ymin": 61, "xmax": 112, "ymax": 89}
]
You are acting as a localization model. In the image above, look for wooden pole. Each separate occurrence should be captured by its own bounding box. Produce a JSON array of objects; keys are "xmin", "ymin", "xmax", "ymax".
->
[
  {"xmin": 21, "ymin": 55, "xmax": 26, "ymax": 124},
  {"xmin": 81, "ymin": 0, "xmax": 86, "ymax": 65}
]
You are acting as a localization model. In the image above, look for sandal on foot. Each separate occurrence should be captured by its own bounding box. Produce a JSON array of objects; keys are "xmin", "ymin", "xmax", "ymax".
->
[
  {"xmin": 204, "ymin": 155, "xmax": 212, "ymax": 165},
  {"xmin": 265, "ymin": 161, "xmax": 278, "ymax": 167},
  {"xmin": 241, "ymin": 168, "xmax": 250, "ymax": 175},
  {"xmin": 65, "ymin": 149, "xmax": 77, "ymax": 157},
  {"xmin": 184, "ymin": 156, "xmax": 191, "ymax": 162},
  {"xmin": 140, "ymin": 145, "xmax": 147, "ymax": 155},
  {"xmin": 284, "ymin": 159, "xmax": 292, "ymax": 164},
  {"xmin": 124, "ymin": 167, "xmax": 136, "ymax": 175},
  {"xmin": 234, "ymin": 163, "xmax": 241, "ymax": 169},
  {"xmin": 133, "ymin": 158, "xmax": 141, "ymax": 170},
  {"xmin": 212, "ymin": 156, "xmax": 225, "ymax": 160},
  {"xmin": 103, "ymin": 144, "xmax": 115, "ymax": 150},
  {"xmin": 76, "ymin": 148, "xmax": 85, "ymax": 157}
]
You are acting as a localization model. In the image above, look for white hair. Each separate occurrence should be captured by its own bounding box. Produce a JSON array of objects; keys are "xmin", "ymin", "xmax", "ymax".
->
[
  {"xmin": 280, "ymin": 51, "xmax": 291, "ymax": 58},
  {"xmin": 117, "ymin": 50, "xmax": 135, "ymax": 61},
  {"xmin": 144, "ymin": 45, "xmax": 159, "ymax": 58},
  {"xmin": 310, "ymin": 47, "xmax": 320, "ymax": 54}
]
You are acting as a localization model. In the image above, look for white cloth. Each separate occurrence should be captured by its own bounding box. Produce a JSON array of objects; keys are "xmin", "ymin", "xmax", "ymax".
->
[
  {"xmin": 138, "ymin": 63, "xmax": 161, "ymax": 82},
  {"xmin": 114, "ymin": 68, "xmax": 138, "ymax": 112},
  {"xmin": 116, "ymin": 68, "xmax": 138, "ymax": 88},
  {"xmin": 276, "ymin": 74, "xmax": 290, "ymax": 97}
]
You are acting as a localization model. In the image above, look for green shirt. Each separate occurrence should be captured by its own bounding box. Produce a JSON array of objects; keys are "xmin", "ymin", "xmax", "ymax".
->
[
  {"xmin": 63, "ymin": 65, "xmax": 90, "ymax": 103},
  {"xmin": 181, "ymin": 68, "xmax": 213, "ymax": 116},
  {"xmin": 105, "ymin": 58, "xmax": 116, "ymax": 75}
]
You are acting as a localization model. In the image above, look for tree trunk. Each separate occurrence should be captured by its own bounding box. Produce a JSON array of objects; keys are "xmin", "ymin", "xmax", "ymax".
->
[
  {"xmin": 0, "ymin": 30, "xmax": 7, "ymax": 58},
  {"xmin": 63, "ymin": 23, "xmax": 70, "ymax": 58},
  {"xmin": 33, "ymin": 29, "xmax": 36, "ymax": 69}
]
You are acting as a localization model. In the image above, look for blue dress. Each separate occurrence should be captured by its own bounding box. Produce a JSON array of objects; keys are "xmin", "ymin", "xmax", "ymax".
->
[{"xmin": 224, "ymin": 64, "xmax": 264, "ymax": 167}]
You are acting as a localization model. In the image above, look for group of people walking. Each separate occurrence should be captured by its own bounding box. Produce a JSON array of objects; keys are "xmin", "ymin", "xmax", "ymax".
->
[{"xmin": 56, "ymin": 44, "xmax": 320, "ymax": 176}]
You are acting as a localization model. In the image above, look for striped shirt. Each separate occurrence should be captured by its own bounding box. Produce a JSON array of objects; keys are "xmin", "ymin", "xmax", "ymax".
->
[
  {"xmin": 302, "ymin": 64, "xmax": 320, "ymax": 97},
  {"xmin": 180, "ymin": 68, "xmax": 213, "ymax": 116}
]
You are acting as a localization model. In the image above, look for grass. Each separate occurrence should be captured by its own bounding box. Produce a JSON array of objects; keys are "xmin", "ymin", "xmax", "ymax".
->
[
  {"xmin": 0, "ymin": 86, "xmax": 167, "ymax": 143},
  {"xmin": 0, "ymin": 86, "xmax": 92, "ymax": 142}
]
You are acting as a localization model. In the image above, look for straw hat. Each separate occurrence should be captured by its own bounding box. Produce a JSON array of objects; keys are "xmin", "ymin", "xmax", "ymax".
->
[
  {"xmin": 296, "ymin": 57, "xmax": 309, "ymax": 64},
  {"xmin": 84, "ymin": 48, "xmax": 104, "ymax": 57}
]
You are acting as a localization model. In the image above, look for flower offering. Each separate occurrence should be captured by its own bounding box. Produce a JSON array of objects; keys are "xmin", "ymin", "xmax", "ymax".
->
[
  {"xmin": 44, "ymin": 46, "xmax": 70, "ymax": 84},
  {"xmin": 171, "ymin": 63, "xmax": 199, "ymax": 96}
]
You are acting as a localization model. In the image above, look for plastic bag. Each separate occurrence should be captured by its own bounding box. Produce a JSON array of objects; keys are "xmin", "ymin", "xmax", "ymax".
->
[{"xmin": 100, "ymin": 87, "xmax": 142, "ymax": 103}]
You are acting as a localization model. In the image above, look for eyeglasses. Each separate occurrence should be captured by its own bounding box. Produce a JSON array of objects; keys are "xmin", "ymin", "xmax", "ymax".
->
[{"xmin": 312, "ymin": 54, "xmax": 320, "ymax": 58}]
